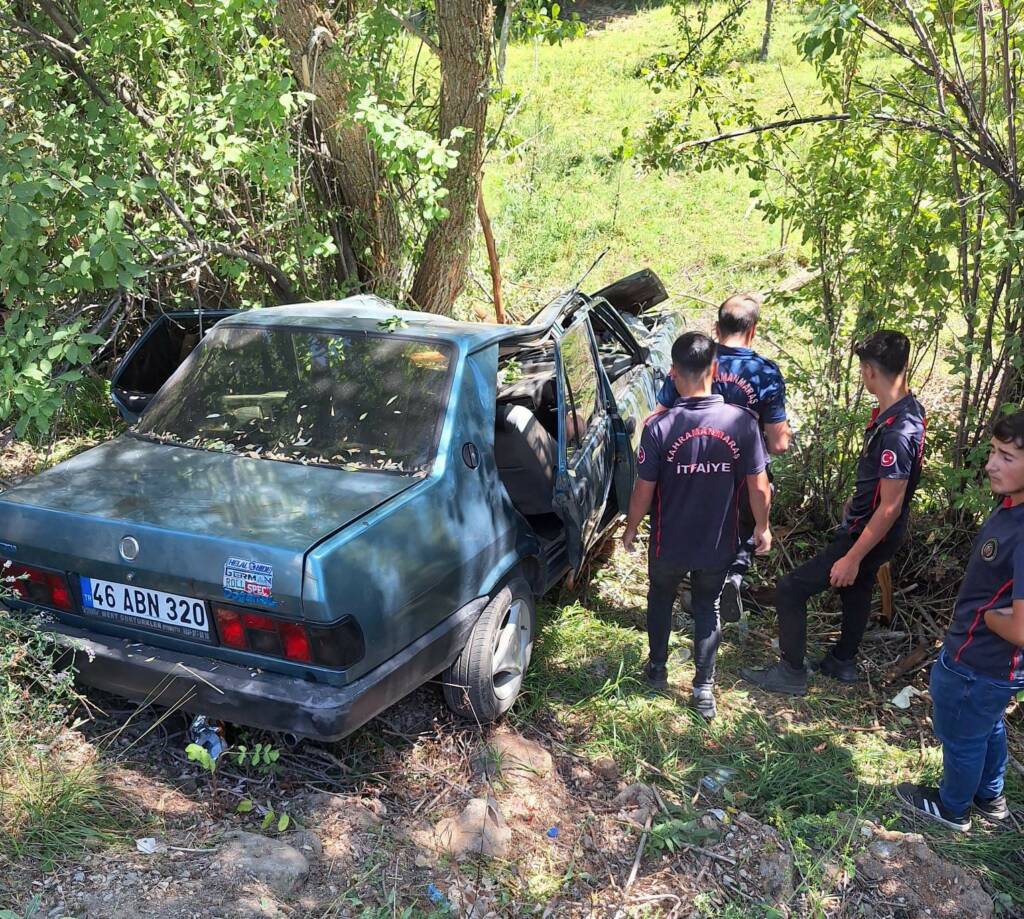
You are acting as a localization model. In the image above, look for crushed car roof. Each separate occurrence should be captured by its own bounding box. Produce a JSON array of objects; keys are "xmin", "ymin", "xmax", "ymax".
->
[{"xmin": 223, "ymin": 294, "xmax": 572, "ymax": 352}]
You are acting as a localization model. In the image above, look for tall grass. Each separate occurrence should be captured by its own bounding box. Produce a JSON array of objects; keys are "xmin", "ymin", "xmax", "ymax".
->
[{"xmin": 0, "ymin": 605, "xmax": 130, "ymax": 871}]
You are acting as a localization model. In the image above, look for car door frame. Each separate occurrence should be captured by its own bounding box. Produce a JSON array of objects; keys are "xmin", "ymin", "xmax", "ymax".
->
[
  {"xmin": 550, "ymin": 304, "xmax": 644, "ymax": 573},
  {"xmin": 589, "ymin": 298, "xmax": 658, "ymax": 516}
]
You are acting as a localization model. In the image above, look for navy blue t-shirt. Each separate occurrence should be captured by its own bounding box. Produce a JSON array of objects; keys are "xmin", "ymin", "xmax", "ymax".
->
[
  {"xmin": 657, "ymin": 345, "xmax": 787, "ymax": 428},
  {"xmin": 944, "ymin": 498, "xmax": 1024, "ymax": 682},
  {"xmin": 638, "ymin": 395, "xmax": 767, "ymax": 569},
  {"xmin": 843, "ymin": 394, "xmax": 926, "ymax": 537}
]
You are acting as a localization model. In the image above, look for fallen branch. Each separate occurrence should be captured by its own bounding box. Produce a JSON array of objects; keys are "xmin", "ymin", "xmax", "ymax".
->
[
  {"xmin": 883, "ymin": 640, "xmax": 939, "ymax": 684},
  {"xmin": 624, "ymin": 812, "xmax": 653, "ymax": 891}
]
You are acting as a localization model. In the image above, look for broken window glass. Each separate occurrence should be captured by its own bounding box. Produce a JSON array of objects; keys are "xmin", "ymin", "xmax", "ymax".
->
[{"xmin": 134, "ymin": 325, "xmax": 454, "ymax": 475}]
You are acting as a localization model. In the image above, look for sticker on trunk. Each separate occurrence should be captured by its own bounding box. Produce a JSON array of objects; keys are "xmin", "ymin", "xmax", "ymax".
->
[{"xmin": 223, "ymin": 557, "xmax": 275, "ymax": 605}]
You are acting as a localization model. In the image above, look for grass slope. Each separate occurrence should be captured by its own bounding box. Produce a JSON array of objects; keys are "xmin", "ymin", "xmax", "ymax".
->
[{"xmin": 472, "ymin": 3, "xmax": 826, "ymax": 318}]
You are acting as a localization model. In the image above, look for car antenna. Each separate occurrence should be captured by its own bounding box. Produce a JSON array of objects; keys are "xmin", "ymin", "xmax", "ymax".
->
[{"xmin": 571, "ymin": 247, "xmax": 609, "ymax": 296}]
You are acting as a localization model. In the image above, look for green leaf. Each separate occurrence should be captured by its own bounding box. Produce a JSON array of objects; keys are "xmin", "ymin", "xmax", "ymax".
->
[
  {"xmin": 236, "ymin": 798, "xmax": 254, "ymax": 813},
  {"xmin": 261, "ymin": 811, "xmax": 275, "ymax": 831},
  {"xmin": 277, "ymin": 813, "xmax": 290, "ymax": 832}
]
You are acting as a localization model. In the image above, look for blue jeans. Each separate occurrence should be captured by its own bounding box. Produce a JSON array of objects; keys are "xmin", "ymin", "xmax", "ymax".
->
[
  {"xmin": 930, "ymin": 649, "xmax": 1024, "ymax": 817},
  {"xmin": 646, "ymin": 557, "xmax": 729, "ymax": 687}
]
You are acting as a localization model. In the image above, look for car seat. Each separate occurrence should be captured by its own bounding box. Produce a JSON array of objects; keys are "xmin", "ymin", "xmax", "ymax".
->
[{"xmin": 494, "ymin": 403, "xmax": 557, "ymax": 516}]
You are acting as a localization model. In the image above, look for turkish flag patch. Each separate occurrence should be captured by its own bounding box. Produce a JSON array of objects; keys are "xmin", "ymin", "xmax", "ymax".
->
[
  {"xmin": 880, "ymin": 449, "xmax": 897, "ymax": 468},
  {"xmin": 637, "ymin": 445, "xmax": 646, "ymax": 464}
]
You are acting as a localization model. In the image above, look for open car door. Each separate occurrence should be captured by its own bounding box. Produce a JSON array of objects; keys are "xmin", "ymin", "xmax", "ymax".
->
[
  {"xmin": 551, "ymin": 314, "xmax": 616, "ymax": 574},
  {"xmin": 111, "ymin": 309, "xmax": 237, "ymax": 421}
]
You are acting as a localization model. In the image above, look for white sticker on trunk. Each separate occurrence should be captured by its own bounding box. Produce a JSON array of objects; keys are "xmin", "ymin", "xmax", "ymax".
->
[{"xmin": 223, "ymin": 557, "xmax": 276, "ymax": 607}]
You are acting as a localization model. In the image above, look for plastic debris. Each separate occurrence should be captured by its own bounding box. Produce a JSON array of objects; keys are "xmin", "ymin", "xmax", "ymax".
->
[
  {"xmin": 700, "ymin": 766, "xmax": 737, "ymax": 793},
  {"xmin": 188, "ymin": 715, "xmax": 225, "ymax": 762},
  {"xmin": 426, "ymin": 883, "xmax": 448, "ymax": 907},
  {"xmin": 546, "ymin": 826, "xmax": 559, "ymax": 838},
  {"xmin": 135, "ymin": 837, "xmax": 159, "ymax": 855},
  {"xmin": 890, "ymin": 685, "xmax": 925, "ymax": 709}
]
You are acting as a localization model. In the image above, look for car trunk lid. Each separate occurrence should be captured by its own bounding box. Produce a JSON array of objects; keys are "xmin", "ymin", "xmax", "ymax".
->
[{"xmin": 0, "ymin": 437, "xmax": 416, "ymax": 621}]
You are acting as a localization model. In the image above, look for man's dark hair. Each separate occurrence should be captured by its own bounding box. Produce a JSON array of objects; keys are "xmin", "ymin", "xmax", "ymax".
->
[
  {"xmin": 717, "ymin": 293, "xmax": 762, "ymax": 337},
  {"xmin": 671, "ymin": 331, "xmax": 716, "ymax": 378},
  {"xmin": 993, "ymin": 409, "xmax": 1024, "ymax": 450},
  {"xmin": 854, "ymin": 330, "xmax": 910, "ymax": 377}
]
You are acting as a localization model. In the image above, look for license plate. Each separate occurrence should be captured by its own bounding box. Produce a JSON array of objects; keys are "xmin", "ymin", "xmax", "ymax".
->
[{"xmin": 80, "ymin": 576, "xmax": 210, "ymax": 640}]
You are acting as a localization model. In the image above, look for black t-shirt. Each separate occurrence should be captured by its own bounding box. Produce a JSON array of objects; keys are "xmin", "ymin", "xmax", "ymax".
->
[
  {"xmin": 843, "ymin": 393, "xmax": 926, "ymax": 536},
  {"xmin": 637, "ymin": 395, "xmax": 767, "ymax": 569},
  {"xmin": 944, "ymin": 498, "xmax": 1024, "ymax": 682}
]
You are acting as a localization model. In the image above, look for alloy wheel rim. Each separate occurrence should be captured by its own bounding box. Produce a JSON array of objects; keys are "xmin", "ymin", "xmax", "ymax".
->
[{"xmin": 491, "ymin": 598, "xmax": 532, "ymax": 701}]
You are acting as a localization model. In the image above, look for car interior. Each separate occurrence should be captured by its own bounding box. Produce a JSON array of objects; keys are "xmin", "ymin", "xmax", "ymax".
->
[{"xmin": 492, "ymin": 308, "xmax": 649, "ymax": 541}]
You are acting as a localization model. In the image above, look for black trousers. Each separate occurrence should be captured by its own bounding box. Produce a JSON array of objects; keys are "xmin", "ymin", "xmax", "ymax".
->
[
  {"xmin": 777, "ymin": 528, "xmax": 902, "ymax": 667},
  {"xmin": 647, "ymin": 556, "xmax": 729, "ymax": 687},
  {"xmin": 731, "ymin": 471, "xmax": 774, "ymax": 580}
]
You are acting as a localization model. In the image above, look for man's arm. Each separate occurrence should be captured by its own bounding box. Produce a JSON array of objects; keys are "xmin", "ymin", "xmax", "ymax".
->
[
  {"xmin": 654, "ymin": 371, "xmax": 676, "ymax": 410},
  {"xmin": 746, "ymin": 469, "xmax": 772, "ymax": 555},
  {"xmin": 622, "ymin": 479, "xmax": 657, "ymax": 552},
  {"xmin": 830, "ymin": 478, "xmax": 908, "ymax": 587},
  {"xmin": 984, "ymin": 599, "xmax": 1024, "ymax": 648},
  {"xmin": 763, "ymin": 420, "xmax": 792, "ymax": 455}
]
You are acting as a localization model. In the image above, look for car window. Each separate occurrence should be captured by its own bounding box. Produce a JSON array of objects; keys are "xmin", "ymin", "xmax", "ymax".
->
[
  {"xmin": 591, "ymin": 304, "xmax": 641, "ymax": 366},
  {"xmin": 134, "ymin": 325, "xmax": 454, "ymax": 475},
  {"xmin": 560, "ymin": 320, "xmax": 601, "ymax": 457}
]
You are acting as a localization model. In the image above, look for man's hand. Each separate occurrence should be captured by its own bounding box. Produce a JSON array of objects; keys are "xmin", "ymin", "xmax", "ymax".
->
[
  {"xmin": 622, "ymin": 525, "xmax": 638, "ymax": 555},
  {"xmin": 830, "ymin": 554, "xmax": 860, "ymax": 587},
  {"xmin": 753, "ymin": 525, "xmax": 772, "ymax": 556}
]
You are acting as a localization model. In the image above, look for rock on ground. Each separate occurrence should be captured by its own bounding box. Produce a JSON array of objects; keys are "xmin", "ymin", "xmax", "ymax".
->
[
  {"xmin": 853, "ymin": 822, "xmax": 993, "ymax": 918},
  {"xmin": 477, "ymin": 732, "xmax": 553, "ymax": 783},
  {"xmin": 417, "ymin": 795, "xmax": 512, "ymax": 860},
  {"xmin": 212, "ymin": 831, "xmax": 311, "ymax": 897}
]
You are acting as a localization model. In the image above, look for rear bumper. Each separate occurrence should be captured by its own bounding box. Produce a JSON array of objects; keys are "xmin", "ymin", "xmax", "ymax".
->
[{"xmin": 47, "ymin": 598, "xmax": 486, "ymax": 741}]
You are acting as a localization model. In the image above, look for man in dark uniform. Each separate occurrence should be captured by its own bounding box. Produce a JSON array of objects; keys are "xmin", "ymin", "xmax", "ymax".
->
[
  {"xmin": 653, "ymin": 293, "xmax": 791, "ymax": 622},
  {"xmin": 897, "ymin": 410, "xmax": 1024, "ymax": 832},
  {"xmin": 623, "ymin": 331, "xmax": 772, "ymax": 719},
  {"xmin": 742, "ymin": 330, "xmax": 926, "ymax": 695}
]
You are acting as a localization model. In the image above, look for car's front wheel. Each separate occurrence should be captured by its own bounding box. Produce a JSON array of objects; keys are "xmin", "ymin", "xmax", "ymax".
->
[{"xmin": 443, "ymin": 577, "xmax": 535, "ymax": 723}]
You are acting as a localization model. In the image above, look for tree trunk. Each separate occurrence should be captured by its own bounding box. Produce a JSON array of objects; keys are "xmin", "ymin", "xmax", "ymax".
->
[
  {"xmin": 758, "ymin": 0, "xmax": 774, "ymax": 62},
  {"xmin": 408, "ymin": 0, "xmax": 494, "ymax": 314},
  {"xmin": 276, "ymin": 0, "xmax": 402, "ymax": 292}
]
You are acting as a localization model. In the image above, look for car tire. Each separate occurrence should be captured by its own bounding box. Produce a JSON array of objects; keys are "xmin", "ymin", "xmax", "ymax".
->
[{"xmin": 443, "ymin": 577, "xmax": 535, "ymax": 724}]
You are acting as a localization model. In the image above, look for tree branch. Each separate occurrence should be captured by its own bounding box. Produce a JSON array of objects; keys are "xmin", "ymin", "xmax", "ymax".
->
[
  {"xmin": 669, "ymin": 110, "xmax": 1015, "ymax": 195},
  {"xmin": 384, "ymin": 5, "xmax": 439, "ymax": 55}
]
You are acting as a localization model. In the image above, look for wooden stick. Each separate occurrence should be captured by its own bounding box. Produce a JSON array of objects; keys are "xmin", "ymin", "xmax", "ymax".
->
[
  {"xmin": 624, "ymin": 813, "xmax": 653, "ymax": 891},
  {"xmin": 883, "ymin": 640, "xmax": 939, "ymax": 684},
  {"xmin": 477, "ymin": 183, "xmax": 504, "ymax": 324}
]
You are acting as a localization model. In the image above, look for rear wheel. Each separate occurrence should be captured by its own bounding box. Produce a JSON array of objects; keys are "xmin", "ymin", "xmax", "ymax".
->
[{"xmin": 443, "ymin": 577, "xmax": 535, "ymax": 723}]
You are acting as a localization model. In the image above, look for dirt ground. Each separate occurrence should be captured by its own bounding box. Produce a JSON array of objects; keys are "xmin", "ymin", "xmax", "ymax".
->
[{"xmin": 2, "ymin": 679, "xmax": 1005, "ymax": 919}]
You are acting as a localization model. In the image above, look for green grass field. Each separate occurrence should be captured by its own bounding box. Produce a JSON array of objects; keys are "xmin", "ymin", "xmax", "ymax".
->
[{"xmin": 471, "ymin": 2, "xmax": 827, "ymax": 319}]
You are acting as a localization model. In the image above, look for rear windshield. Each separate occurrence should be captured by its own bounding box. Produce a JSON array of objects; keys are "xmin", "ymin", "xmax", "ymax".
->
[{"xmin": 134, "ymin": 325, "xmax": 454, "ymax": 475}]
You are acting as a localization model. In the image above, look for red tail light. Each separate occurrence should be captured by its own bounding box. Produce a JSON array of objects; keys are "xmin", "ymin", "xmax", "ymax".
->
[
  {"xmin": 2, "ymin": 560, "xmax": 74, "ymax": 612},
  {"xmin": 215, "ymin": 608, "xmax": 246, "ymax": 649},
  {"xmin": 212, "ymin": 603, "xmax": 361, "ymax": 668},
  {"xmin": 279, "ymin": 622, "xmax": 312, "ymax": 662}
]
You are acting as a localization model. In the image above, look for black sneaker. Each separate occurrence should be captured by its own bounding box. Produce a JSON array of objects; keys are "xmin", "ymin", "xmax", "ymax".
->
[
  {"xmin": 644, "ymin": 660, "xmax": 668, "ymax": 690},
  {"xmin": 692, "ymin": 685, "xmax": 717, "ymax": 720},
  {"xmin": 720, "ymin": 575, "xmax": 743, "ymax": 624},
  {"xmin": 809, "ymin": 650, "xmax": 861, "ymax": 683},
  {"xmin": 895, "ymin": 782, "xmax": 971, "ymax": 832},
  {"xmin": 973, "ymin": 794, "xmax": 1011, "ymax": 821},
  {"xmin": 740, "ymin": 660, "xmax": 808, "ymax": 696}
]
